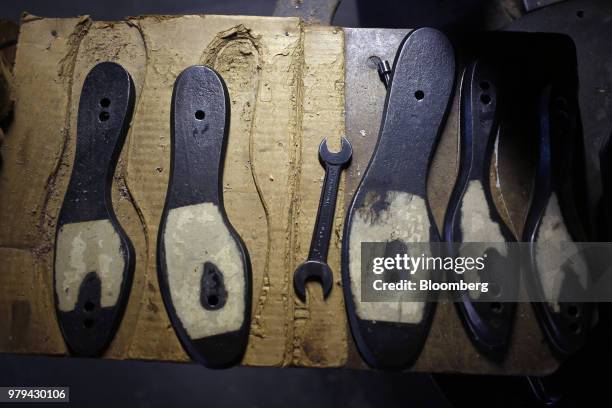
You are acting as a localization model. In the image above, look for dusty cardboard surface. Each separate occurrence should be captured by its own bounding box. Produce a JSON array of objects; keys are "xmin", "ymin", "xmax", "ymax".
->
[
  {"xmin": 0, "ymin": 14, "xmax": 348, "ymax": 368},
  {"xmin": 0, "ymin": 14, "xmax": 554, "ymax": 374}
]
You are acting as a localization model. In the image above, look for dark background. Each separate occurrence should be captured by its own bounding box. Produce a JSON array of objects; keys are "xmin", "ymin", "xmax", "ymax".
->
[
  {"xmin": 0, "ymin": 0, "xmax": 518, "ymax": 30},
  {"xmin": 0, "ymin": 1, "xmax": 605, "ymax": 407}
]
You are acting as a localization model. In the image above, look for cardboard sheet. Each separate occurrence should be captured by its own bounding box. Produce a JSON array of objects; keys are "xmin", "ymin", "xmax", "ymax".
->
[
  {"xmin": 0, "ymin": 14, "xmax": 557, "ymax": 374},
  {"xmin": 0, "ymin": 14, "xmax": 348, "ymax": 368}
]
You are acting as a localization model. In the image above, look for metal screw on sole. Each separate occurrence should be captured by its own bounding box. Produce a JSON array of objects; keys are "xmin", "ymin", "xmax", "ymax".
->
[{"xmin": 377, "ymin": 59, "xmax": 392, "ymax": 89}]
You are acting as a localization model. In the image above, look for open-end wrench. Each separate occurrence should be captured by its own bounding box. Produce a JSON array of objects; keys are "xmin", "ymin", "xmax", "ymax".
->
[{"xmin": 293, "ymin": 136, "xmax": 352, "ymax": 302}]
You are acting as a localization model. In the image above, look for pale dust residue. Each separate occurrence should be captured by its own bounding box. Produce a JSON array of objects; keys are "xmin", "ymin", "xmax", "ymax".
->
[
  {"xmin": 55, "ymin": 219, "xmax": 124, "ymax": 312},
  {"xmin": 460, "ymin": 180, "xmax": 507, "ymax": 299},
  {"xmin": 536, "ymin": 193, "xmax": 587, "ymax": 312},
  {"xmin": 349, "ymin": 190, "xmax": 429, "ymax": 324},
  {"xmin": 164, "ymin": 202, "xmax": 245, "ymax": 339}
]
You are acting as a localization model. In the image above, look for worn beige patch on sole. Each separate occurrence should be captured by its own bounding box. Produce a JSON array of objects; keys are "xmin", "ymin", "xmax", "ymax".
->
[
  {"xmin": 55, "ymin": 219, "xmax": 124, "ymax": 312},
  {"xmin": 459, "ymin": 180, "xmax": 508, "ymax": 299},
  {"xmin": 460, "ymin": 180, "xmax": 507, "ymax": 246},
  {"xmin": 348, "ymin": 190, "xmax": 430, "ymax": 324},
  {"xmin": 164, "ymin": 202, "xmax": 246, "ymax": 339},
  {"xmin": 535, "ymin": 193, "xmax": 587, "ymax": 311}
]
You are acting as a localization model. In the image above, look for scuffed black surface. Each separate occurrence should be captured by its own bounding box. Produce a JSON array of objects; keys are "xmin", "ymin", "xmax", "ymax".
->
[{"xmin": 0, "ymin": 355, "xmax": 451, "ymax": 408}]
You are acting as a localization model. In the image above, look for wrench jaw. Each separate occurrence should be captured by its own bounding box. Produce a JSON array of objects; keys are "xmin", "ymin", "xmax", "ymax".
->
[
  {"xmin": 293, "ymin": 261, "xmax": 334, "ymax": 302},
  {"xmin": 319, "ymin": 136, "xmax": 353, "ymax": 167}
]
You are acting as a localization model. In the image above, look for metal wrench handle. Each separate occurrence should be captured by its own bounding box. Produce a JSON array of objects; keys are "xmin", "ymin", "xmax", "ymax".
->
[{"xmin": 309, "ymin": 163, "xmax": 342, "ymax": 262}]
